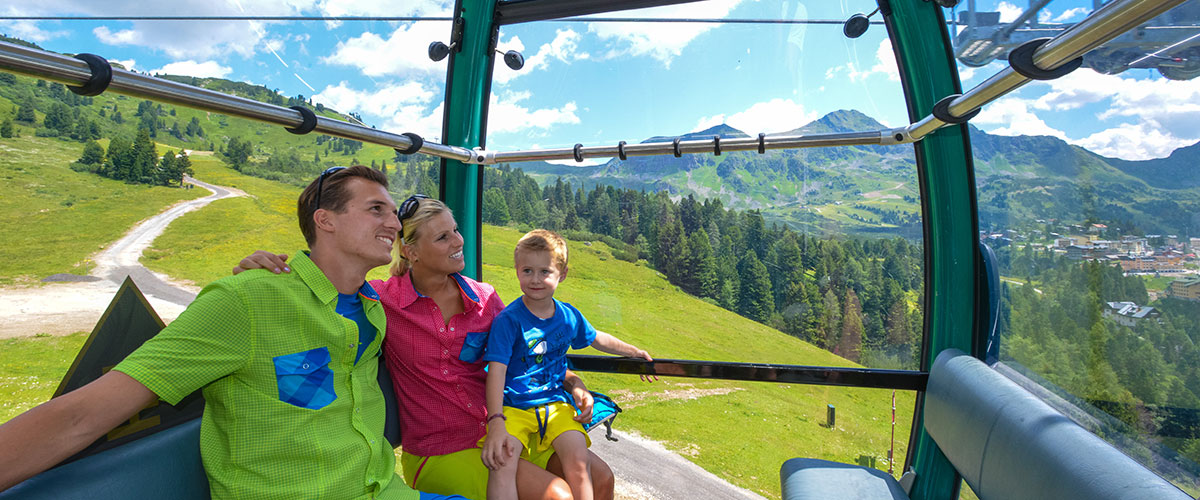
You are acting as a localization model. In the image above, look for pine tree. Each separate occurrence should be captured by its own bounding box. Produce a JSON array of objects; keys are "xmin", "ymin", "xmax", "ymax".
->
[
  {"xmin": 16, "ymin": 101, "xmax": 36, "ymax": 123},
  {"xmin": 130, "ymin": 128, "xmax": 158, "ymax": 182},
  {"xmin": 158, "ymin": 150, "xmax": 176, "ymax": 185},
  {"xmin": 483, "ymin": 187, "xmax": 511, "ymax": 225},
  {"xmin": 737, "ymin": 250, "xmax": 773, "ymax": 323},
  {"xmin": 0, "ymin": 119, "xmax": 12, "ymax": 138},
  {"xmin": 837, "ymin": 289, "xmax": 864, "ymax": 362},
  {"xmin": 682, "ymin": 229, "xmax": 717, "ymax": 298},
  {"xmin": 102, "ymin": 136, "xmax": 133, "ymax": 180},
  {"xmin": 820, "ymin": 289, "xmax": 842, "ymax": 349},
  {"xmin": 78, "ymin": 140, "xmax": 104, "ymax": 165}
]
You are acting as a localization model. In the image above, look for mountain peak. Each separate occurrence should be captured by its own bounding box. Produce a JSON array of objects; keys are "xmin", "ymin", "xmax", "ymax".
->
[{"xmin": 789, "ymin": 109, "xmax": 887, "ymax": 135}]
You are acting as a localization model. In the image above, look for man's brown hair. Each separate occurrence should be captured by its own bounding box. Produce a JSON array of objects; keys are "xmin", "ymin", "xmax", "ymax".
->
[{"xmin": 297, "ymin": 165, "xmax": 389, "ymax": 246}]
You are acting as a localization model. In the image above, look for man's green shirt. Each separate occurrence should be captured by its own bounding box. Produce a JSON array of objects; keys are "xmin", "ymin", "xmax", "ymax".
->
[{"xmin": 115, "ymin": 252, "xmax": 414, "ymax": 500}]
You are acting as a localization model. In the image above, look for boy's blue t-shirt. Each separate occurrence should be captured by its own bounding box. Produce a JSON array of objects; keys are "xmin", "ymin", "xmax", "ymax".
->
[{"xmin": 483, "ymin": 297, "xmax": 597, "ymax": 409}]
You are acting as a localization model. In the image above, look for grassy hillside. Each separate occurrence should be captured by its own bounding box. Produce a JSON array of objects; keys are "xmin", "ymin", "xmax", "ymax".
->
[{"xmin": 0, "ymin": 134, "xmax": 204, "ymax": 284}]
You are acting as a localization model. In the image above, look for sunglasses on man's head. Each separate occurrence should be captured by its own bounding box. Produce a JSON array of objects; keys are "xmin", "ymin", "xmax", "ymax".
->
[
  {"xmin": 398, "ymin": 194, "xmax": 431, "ymax": 223},
  {"xmin": 311, "ymin": 166, "xmax": 347, "ymax": 212}
]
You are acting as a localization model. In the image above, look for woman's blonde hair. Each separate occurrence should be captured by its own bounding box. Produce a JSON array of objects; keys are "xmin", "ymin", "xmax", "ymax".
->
[{"xmin": 390, "ymin": 197, "xmax": 452, "ymax": 277}]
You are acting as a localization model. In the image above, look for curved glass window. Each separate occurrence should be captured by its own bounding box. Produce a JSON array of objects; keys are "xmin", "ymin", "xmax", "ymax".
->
[
  {"xmin": 485, "ymin": 1, "xmax": 922, "ymax": 495},
  {"xmin": 953, "ymin": 0, "xmax": 1200, "ymax": 496}
]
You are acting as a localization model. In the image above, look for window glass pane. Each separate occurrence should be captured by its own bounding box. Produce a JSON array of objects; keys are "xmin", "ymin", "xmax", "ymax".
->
[
  {"xmin": 955, "ymin": 0, "xmax": 1200, "ymax": 495},
  {"xmin": 485, "ymin": 1, "xmax": 922, "ymax": 495}
]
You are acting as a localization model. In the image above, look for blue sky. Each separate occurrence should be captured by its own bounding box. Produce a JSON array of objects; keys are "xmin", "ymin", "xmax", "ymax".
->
[{"xmin": 2, "ymin": 0, "xmax": 1197, "ymax": 162}]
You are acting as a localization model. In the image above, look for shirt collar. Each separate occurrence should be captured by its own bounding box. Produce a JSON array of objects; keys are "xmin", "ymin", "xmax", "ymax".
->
[
  {"xmin": 397, "ymin": 271, "xmax": 481, "ymax": 310},
  {"xmin": 294, "ymin": 250, "xmax": 377, "ymax": 305}
]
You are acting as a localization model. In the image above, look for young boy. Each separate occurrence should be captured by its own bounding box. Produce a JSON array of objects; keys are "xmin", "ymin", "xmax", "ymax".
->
[{"xmin": 481, "ymin": 229, "xmax": 651, "ymax": 500}]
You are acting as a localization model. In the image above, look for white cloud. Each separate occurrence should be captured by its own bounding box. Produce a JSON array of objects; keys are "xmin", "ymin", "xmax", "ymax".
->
[
  {"xmin": 486, "ymin": 91, "xmax": 580, "ymax": 135},
  {"xmin": 1050, "ymin": 7, "xmax": 1089, "ymax": 23},
  {"xmin": 150, "ymin": 60, "xmax": 232, "ymax": 78},
  {"xmin": 312, "ymin": 80, "xmax": 442, "ymax": 138},
  {"xmin": 825, "ymin": 39, "xmax": 898, "ymax": 83},
  {"xmin": 322, "ymin": 22, "xmax": 451, "ymax": 77},
  {"xmin": 494, "ymin": 29, "xmax": 588, "ymax": 85},
  {"xmin": 974, "ymin": 97, "xmax": 1069, "ymax": 140},
  {"xmin": 996, "ymin": 2, "xmax": 1023, "ymax": 23},
  {"xmin": 1027, "ymin": 71, "xmax": 1200, "ymax": 157},
  {"xmin": 586, "ymin": 0, "xmax": 745, "ymax": 66},
  {"xmin": 110, "ymin": 59, "xmax": 137, "ymax": 72},
  {"xmin": 693, "ymin": 98, "xmax": 817, "ymax": 135},
  {"xmin": 315, "ymin": 0, "xmax": 451, "ymax": 17},
  {"xmin": 1074, "ymin": 122, "xmax": 1184, "ymax": 160},
  {"xmin": 8, "ymin": 1, "xmax": 308, "ymax": 59},
  {"xmin": 0, "ymin": 20, "xmax": 66, "ymax": 42}
]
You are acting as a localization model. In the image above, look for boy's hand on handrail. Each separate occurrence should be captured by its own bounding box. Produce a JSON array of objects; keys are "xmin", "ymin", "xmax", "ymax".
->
[
  {"xmin": 564, "ymin": 372, "xmax": 593, "ymax": 423},
  {"xmin": 233, "ymin": 251, "xmax": 289, "ymax": 275}
]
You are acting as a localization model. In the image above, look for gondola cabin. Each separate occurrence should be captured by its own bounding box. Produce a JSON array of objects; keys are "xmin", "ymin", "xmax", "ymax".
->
[{"xmin": 0, "ymin": 0, "xmax": 1198, "ymax": 498}]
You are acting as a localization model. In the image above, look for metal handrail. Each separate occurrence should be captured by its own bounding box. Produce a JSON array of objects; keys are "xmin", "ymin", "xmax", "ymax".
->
[
  {"xmin": 0, "ymin": 0, "xmax": 1183, "ymax": 165},
  {"xmin": 0, "ymin": 41, "xmax": 474, "ymax": 162}
]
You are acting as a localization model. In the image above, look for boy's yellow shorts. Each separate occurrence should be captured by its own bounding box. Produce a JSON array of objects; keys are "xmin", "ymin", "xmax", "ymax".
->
[{"xmin": 491, "ymin": 401, "xmax": 592, "ymax": 455}]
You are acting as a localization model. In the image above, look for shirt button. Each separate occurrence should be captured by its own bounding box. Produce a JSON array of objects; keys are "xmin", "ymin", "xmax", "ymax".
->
[
  {"xmin": 440, "ymin": 328, "xmax": 445, "ymax": 332},
  {"xmin": 450, "ymin": 327, "xmax": 455, "ymax": 331},
  {"xmin": 467, "ymin": 403, "xmax": 472, "ymax": 408},
  {"xmin": 443, "ymin": 370, "xmax": 448, "ymax": 375},
  {"xmin": 301, "ymin": 363, "xmax": 310, "ymax": 369},
  {"xmin": 443, "ymin": 349, "xmax": 448, "ymax": 355}
]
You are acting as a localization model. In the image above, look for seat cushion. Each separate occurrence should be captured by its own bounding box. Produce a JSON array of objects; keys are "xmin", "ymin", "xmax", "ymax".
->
[
  {"xmin": 0, "ymin": 418, "xmax": 209, "ymax": 500},
  {"xmin": 781, "ymin": 458, "xmax": 909, "ymax": 500}
]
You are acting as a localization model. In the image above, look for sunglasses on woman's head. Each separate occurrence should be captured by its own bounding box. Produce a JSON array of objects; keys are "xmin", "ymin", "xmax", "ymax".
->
[{"xmin": 399, "ymin": 194, "xmax": 431, "ymax": 223}]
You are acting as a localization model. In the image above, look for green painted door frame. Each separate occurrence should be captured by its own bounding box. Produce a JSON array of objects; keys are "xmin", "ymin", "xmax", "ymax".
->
[
  {"xmin": 440, "ymin": 0, "xmax": 498, "ymax": 280},
  {"xmin": 441, "ymin": 0, "xmax": 982, "ymax": 495},
  {"xmin": 883, "ymin": 1, "xmax": 979, "ymax": 498}
]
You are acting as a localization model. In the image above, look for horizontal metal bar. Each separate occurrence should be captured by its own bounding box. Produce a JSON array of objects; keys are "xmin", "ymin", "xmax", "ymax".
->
[
  {"xmin": 0, "ymin": 15, "xmax": 893, "ymax": 26},
  {"xmin": 491, "ymin": 129, "xmax": 911, "ymax": 164},
  {"xmin": 0, "ymin": 16, "xmax": 453, "ymax": 21},
  {"xmin": 0, "ymin": 40, "xmax": 474, "ymax": 162},
  {"xmin": 907, "ymin": 0, "xmax": 1187, "ymax": 141},
  {"xmin": 567, "ymin": 354, "xmax": 929, "ymax": 391}
]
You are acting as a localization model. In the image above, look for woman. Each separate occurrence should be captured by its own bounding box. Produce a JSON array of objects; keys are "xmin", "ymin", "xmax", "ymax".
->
[{"xmin": 237, "ymin": 196, "xmax": 614, "ymax": 500}]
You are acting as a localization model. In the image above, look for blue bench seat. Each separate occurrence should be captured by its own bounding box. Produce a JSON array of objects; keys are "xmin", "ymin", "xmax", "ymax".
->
[{"xmin": 781, "ymin": 349, "xmax": 1192, "ymax": 500}]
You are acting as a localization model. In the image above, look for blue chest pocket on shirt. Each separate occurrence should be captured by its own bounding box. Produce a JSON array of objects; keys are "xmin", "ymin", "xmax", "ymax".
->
[
  {"xmin": 459, "ymin": 331, "xmax": 488, "ymax": 363},
  {"xmin": 273, "ymin": 347, "xmax": 336, "ymax": 410}
]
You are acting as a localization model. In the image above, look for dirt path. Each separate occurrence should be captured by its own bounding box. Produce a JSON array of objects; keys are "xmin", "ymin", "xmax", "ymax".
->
[{"xmin": 0, "ymin": 176, "xmax": 244, "ymax": 339}]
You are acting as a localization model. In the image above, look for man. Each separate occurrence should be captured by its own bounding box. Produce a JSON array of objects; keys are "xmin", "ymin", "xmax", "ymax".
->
[{"xmin": 0, "ymin": 165, "xmax": 416, "ymax": 499}]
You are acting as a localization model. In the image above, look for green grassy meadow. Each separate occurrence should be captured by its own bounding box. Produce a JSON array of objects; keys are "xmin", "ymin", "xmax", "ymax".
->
[
  {"xmin": 0, "ymin": 135, "xmax": 204, "ymax": 284},
  {"xmin": 0, "ymin": 154, "xmax": 913, "ymax": 497}
]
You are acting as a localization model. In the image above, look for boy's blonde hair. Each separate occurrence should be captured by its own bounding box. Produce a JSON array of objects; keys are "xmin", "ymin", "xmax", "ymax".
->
[
  {"xmin": 515, "ymin": 229, "xmax": 569, "ymax": 273},
  {"xmin": 390, "ymin": 197, "xmax": 452, "ymax": 277}
]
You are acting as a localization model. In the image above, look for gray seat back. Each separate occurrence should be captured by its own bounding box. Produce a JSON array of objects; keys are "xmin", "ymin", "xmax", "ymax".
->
[{"xmin": 923, "ymin": 349, "xmax": 1190, "ymax": 500}]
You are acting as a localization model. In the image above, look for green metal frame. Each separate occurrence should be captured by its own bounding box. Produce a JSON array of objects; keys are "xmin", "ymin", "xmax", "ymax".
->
[
  {"xmin": 440, "ymin": 0, "xmax": 499, "ymax": 280},
  {"xmin": 443, "ymin": 0, "xmax": 980, "ymax": 497},
  {"xmin": 883, "ymin": 1, "xmax": 979, "ymax": 499}
]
